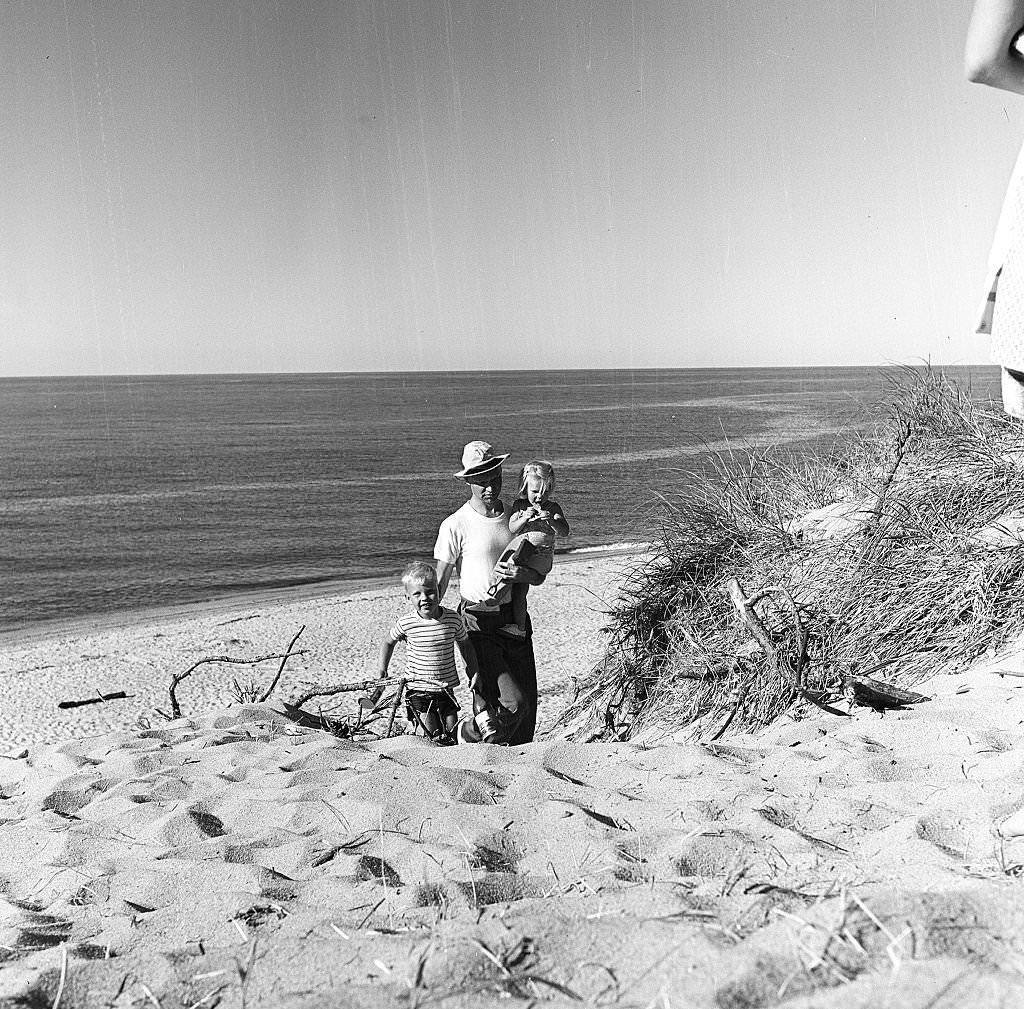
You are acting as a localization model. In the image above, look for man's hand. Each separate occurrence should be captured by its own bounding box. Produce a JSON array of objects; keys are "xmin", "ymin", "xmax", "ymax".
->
[
  {"xmin": 495, "ymin": 559, "xmax": 544, "ymax": 586},
  {"xmin": 467, "ymin": 672, "xmax": 481, "ymax": 692},
  {"xmin": 494, "ymin": 558, "xmax": 519, "ymax": 581}
]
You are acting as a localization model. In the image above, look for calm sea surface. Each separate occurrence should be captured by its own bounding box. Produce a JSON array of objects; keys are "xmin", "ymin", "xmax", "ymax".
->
[{"xmin": 0, "ymin": 366, "xmax": 999, "ymax": 634}]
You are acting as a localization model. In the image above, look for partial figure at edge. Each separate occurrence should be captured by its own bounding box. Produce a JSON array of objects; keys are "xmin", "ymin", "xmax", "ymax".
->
[{"xmin": 967, "ymin": 0, "xmax": 1024, "ymax": 417}]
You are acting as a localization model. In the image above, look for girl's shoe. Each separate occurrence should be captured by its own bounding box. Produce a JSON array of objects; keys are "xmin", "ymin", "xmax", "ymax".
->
[{"xmin": 498, "ymin": 624, "xmax": 527, "ymax": 639}]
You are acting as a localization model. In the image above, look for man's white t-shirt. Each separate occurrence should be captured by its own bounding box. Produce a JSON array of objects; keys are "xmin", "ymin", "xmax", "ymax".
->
[{"xmin": 434, "ymin": 500, "xmax": 513, "ymax": 607}]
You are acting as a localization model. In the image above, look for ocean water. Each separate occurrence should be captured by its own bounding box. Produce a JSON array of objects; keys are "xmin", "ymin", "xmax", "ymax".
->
[{"xmin": 0, "ymin": 366, "xmax": 999, "ymax": 634}]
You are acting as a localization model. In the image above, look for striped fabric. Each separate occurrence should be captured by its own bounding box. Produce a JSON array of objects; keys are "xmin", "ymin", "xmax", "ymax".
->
[{"xmin": 387, "ymin": 608, "xmax": 466, "ymax": 689}]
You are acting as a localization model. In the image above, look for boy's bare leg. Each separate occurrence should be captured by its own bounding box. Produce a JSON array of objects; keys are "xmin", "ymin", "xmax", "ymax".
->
[{"xmin": 417, "ymin": 708, "xmax": 442, "ymax": 737}]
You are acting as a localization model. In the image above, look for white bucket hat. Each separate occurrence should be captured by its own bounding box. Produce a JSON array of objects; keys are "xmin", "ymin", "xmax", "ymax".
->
[{"xmin": 454, "ymin": 440, "xmax": 509, "ymax": 479}]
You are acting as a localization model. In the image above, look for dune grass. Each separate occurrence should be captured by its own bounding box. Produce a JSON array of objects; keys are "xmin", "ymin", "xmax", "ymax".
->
[{"xmin": 558, "ymin": 367, "xmax": 1024, "ymax": 742}]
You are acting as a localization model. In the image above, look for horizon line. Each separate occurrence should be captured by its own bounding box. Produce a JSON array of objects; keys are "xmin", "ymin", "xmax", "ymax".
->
[{"xmin": 0, "ymin": 361, "xmax": 993, "ymax": 381}]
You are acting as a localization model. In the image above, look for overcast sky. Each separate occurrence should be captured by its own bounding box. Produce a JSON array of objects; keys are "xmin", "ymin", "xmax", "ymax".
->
[{"xmin": 1, "ymin": 1, "xmax": 1020, "ymax": 376}]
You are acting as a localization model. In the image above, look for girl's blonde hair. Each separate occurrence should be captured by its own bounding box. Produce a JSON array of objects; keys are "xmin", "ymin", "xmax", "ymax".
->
[
  {"xmin": 518, "ymin": 459, "xmax": 556, "ymax": 500},
  {"xmin": 401, "ymin": 560, "xmax": 438, "ymax": 592}
]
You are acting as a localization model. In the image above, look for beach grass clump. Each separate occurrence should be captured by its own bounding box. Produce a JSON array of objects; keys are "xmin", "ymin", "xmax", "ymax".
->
[{"xmin": 559, "ymin": 367, "xmax": 1024, "ymax": 742}]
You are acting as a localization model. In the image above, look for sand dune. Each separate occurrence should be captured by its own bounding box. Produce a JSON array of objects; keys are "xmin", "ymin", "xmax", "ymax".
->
[{"xmin": 2, "ymin": 556, "xmax": 1024, "ymax": 1006}]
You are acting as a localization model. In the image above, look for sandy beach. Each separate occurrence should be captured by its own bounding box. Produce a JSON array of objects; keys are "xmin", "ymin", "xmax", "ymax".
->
[
  {"xmin": 3, "ymin": 552, "xmax": 1024, "ymax": 1006},
  {"xmin": 0, "ymin": 552, "xmax": 633, "ymax": 748}
]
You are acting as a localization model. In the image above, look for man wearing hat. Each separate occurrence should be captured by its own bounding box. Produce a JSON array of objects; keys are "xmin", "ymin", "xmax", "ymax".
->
[{"xmin": 434, "ymin": 441, "xmax": 542, "ymax": 744}]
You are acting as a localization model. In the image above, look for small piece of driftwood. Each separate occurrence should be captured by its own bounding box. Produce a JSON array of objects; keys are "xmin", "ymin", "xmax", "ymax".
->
[
  {"xmin": 58, "ymin": 690, "xmax": 129, "ymax": 710},
  {"xmin": 842, "ymin": 674, "xmax": 930, "ymax": 710}
]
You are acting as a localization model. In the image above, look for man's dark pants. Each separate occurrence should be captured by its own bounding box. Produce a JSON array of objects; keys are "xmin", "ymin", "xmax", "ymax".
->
[{"xmin": 461, "ymin": 602, "xmax": 537, "ymax": 744}]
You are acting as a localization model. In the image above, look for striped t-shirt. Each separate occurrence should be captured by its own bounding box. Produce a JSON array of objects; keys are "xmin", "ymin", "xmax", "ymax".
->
[{"xmin": 387, "ymin": 607, "xmax": 467, "ymax": 690}]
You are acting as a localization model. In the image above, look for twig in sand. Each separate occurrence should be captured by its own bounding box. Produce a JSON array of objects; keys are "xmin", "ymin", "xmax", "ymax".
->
[
  {"xmin": 51, "ymin": 945, "xmax": 68, "ymax": 1009},
  {"xmin": 469, "ymin": 938, "xmax": 583, "ymax": 1002},
  {"xmin": 138, "ymin": 983, "xmax": 162, "ymax": 1008},
  {"xmin": 168, "ymin": 643, "xmax": 307, "ymax": 718},
  {"xmin": 385, "ymin": 679, "xmax": 407, "ymax": 737},
  {"xmin": 357, "ymin": 898, "xmax": 386, "ymax": 930},
  {"xmin": 258, "ymin": 626, "xmax": 305, "ymax": 702},
  {"xmin": 236, "ymin": 937, "xmax": 259, "ymax": 1009},
  {"xmin": 185, "ymin": 986, "xmax": 228, "ymax": 1009},
  {"xmin": 708, "ymin": 681, "xmax": 751, "ymax": 741}
]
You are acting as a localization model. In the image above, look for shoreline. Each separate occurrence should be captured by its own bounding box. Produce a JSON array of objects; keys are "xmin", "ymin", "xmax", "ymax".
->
[{"xmin": 0, "ymin": 542, "xmax": 650, "ymax": 650}]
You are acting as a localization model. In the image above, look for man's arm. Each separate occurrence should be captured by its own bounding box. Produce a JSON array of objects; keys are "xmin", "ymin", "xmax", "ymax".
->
[
  {"xmin": 436, "ymin": 560, "xmax": 456, "ymax": 600},
  {"xmin": 966, "ymin": 0, "xmax": 1024, "ymax": 93}
]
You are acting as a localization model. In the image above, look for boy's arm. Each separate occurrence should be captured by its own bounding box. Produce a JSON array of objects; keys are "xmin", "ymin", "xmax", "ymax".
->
[
  {"xmin": 457, "ymin": 637, "xmax": 480, "ymax": 692},
  {"xmin": 364, "ymin": 637, "xmax": 396, "ymax": 705},
  {"xmin": 377, "ymin": 639, "xmax": 396, "ymax": 678}
]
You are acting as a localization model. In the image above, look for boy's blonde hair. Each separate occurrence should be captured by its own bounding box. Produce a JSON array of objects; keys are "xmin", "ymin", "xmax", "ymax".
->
[
  {"xmin": 401, "ymin": 561, "xmax": 438, "ymax": 592},
  {"xmin": 518, "ymin": 459, "xmax": 556, "ymax": 500}
]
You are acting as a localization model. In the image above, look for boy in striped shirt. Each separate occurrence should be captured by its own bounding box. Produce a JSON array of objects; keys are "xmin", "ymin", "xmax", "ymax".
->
[{"xmin": 377, "ymin": 561, "xmax": 478, "ymax": 741}]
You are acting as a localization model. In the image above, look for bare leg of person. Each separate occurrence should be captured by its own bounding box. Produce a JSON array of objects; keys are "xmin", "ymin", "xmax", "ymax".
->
[{"xmin": 418, "ymin": 708, "xmax": 442, "ymax": 738}]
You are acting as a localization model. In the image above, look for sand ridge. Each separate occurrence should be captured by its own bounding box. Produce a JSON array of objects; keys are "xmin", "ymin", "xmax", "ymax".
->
[
  {"xmin": 4, "ymin": 554, "xmax": 1024, "ymax": 1005},
  {"xmin": 2, "ymin": 655, "xmax": 1024, "ymax": 1005}
]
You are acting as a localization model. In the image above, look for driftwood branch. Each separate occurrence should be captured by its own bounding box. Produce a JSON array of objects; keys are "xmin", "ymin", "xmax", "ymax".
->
[
  {"xmin": 842, "ymin": 674, "xmax": 930, "ymax": 710},
  {"xmin": 723, "ymin": 577, "xmax": 844, "ymax": 722},
  {"xmin": 283, "ymin": 676, "xmax": 409, "ymax": 739},
  {"xmin": 57, "ymin": 690, "xmax": 129, "ymax": 710},
  {"xmin": 168, "ymin": 648, "xmax": 307, "ymax": 719},
  {"xmin": 283, "ymin": 677, "xmax": 391, "ymax": 710},
  {"xmin": 386, "ymin": 680, "xmax": 407, "ymax": 737},
  {"xmin": 859, "ymin": 412, "xmax": 913, "ymax": 563},
  {"xmin": 258, "ymin": 625, "xmax": 306, "ymax": 702},
  {"xmin": 726, "ymin": 578, "xmax": 807, "ymax": 687}
]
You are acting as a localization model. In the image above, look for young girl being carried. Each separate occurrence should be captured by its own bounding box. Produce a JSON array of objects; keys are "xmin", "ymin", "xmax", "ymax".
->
[{"xmin": 487, "ymin": 459, "xmax": 570, "ymax": 638}]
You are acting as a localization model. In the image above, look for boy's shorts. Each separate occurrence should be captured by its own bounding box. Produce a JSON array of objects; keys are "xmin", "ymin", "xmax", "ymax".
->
[{"xmin": 405, "ymin": 688, "xmax": 459, "ymax": 722}]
